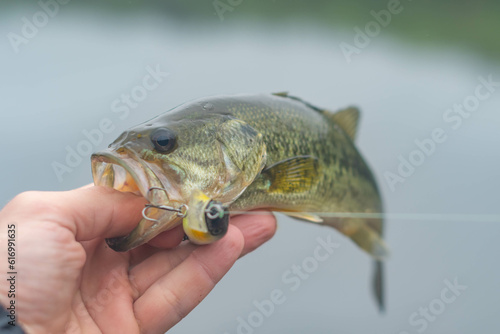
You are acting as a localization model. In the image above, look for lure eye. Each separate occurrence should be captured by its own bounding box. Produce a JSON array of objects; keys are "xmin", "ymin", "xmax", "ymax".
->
[
  {"xmin": 204, "ymin": 201, "xmax": 229, "ymax": 236},
  {"xmin": 151, "ymin": 128, "xmax": 177, "ymax": 153}
]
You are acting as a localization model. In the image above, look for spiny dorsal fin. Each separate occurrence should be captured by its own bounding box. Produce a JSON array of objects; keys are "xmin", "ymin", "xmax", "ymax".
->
[
  {"xmin": 328, "ymin": 107, "xmax": 360, "ymax": 141},
  {"xmin": 272, "ymin": 91, "xmax": 289, "ymax": 97},
  {"xmin": 271, "ymin": 92, "xmax": 360, "ymax": 140}
]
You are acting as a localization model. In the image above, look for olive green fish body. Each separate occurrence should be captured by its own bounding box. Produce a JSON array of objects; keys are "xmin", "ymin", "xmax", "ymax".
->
[{"xmin": 91, "ymin": 93, "xmax": 387, "ymax": 310}]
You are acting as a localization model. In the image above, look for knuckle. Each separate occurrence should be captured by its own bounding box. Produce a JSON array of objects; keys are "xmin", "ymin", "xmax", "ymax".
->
[
  {"xmin": 12, "ymin": 191, "xmax": 60, "ymax": 216},
  {"xmin": 258, "ymin": 213, "xmax": 277, "ymax": 238},
  {"xmin": 12, "ymin": 191, "xmax": 42, "ymax": 205},
  {"xmin": 8, "ymin": 191, "xmax": 73, "ymax": 226},
  {"xmin": 191, "ymin": 251, "xmax": 219, "ymax": 287},
  {"xmin": 160, "ymin": 288, "xmax": 186, "ymax": 322}
]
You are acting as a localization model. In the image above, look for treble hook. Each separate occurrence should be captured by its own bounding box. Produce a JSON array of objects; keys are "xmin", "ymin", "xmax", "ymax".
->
[
  {"xmin": 141, "ymin": 186, "xmax": 189, "ymax": 222},
  {"xmin": 142, "ymin": 203, "xmax": 188, "ymax": 222},
  {"xmin": 141, "ymin": 187, "xmax": 228, "ymax": 223}
]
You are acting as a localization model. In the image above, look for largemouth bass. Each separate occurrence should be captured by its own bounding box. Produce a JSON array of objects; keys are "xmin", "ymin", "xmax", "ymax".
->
[{"xmin": 91, "ymin": 93, "xmax": 388, "ymax": 309}]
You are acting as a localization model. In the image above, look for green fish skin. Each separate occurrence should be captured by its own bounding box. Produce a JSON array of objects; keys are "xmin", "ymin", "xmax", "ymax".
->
[{"xmin": 91, "ymin": 92, "xmax": 388, "ymax": 310}]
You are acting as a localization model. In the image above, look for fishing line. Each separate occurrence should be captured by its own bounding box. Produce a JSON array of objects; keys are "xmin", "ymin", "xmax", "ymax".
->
[
  {"xmin": 143, "ymin": 187, "xmax": 500, "ymax": 222},
  {"xmin": 225, "ymin": 211, "xmax": 500, "ymax": 222}
]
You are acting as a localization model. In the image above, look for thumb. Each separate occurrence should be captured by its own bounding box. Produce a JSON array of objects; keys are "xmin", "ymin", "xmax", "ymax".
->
[
  {"xmin": 4, "ymin": 186, "xmax": 147, "ymax": 242},
  {"xmin": 58, "ymin": 186, "xmax": 148, "ymax": 241}
]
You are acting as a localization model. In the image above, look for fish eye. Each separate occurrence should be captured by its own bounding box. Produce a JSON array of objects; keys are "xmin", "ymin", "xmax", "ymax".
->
[
  {"xmin": 205, "ymin": 201, "xmax": 229, "ymax": 236},
  {"xmin": 151, "ymin": 128, "xmax": 177, "ymax": 153}
]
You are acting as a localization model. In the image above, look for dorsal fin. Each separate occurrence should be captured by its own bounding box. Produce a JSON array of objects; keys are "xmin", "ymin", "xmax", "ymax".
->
[
  {"xmin": 272, "ymin": 91, "xmax": 289, "ymax": 97},
  {"xmin": 271, "ymin": 92, "xmax": 360, "ymax": 140},
  {"xmin": 328, "ymin": 107, "xmax": 360, "ymax": 141}
]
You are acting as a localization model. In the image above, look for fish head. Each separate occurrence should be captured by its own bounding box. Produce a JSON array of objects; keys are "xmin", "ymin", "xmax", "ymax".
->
[{"xmin": 91, "ymin": 101, "xmax": 266, "ymax": 251}]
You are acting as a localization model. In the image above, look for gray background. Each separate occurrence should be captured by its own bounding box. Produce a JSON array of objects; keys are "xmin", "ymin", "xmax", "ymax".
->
[{"xmin": 1, "ymin": 3, "xmax": 499, "ymax": 333}]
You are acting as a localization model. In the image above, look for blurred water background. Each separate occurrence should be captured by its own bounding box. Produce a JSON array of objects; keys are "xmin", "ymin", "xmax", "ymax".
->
[{"xmin": 1, "ymin": 1, "xmax": 499, "ymax": 333}]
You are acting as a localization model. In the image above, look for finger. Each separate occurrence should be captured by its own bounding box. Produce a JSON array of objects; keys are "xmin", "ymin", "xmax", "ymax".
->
[
  {"xmin": 133, "ymin": 225, "xmax": 244, "ymax": 334},
  {"xmin": 130, "ymin": 242, "xmax": 198, "ymax": 295},
  {"xmin": 129, "ymin": 212, "xmax": 276, "ymax": 296},
  {"xmin": 6, "ymin": 187, "xmax": 147, "ymax": 241},
  {"xmin": 61, "ymin": 186, "xmax": 148, "ymax": 241},
  {"xmin": 231, "ymin": 211, "xmax": 276, "ymax": 257}
]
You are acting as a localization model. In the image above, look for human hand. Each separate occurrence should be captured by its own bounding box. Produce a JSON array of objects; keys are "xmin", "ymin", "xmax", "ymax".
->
[{"xmin": 0, "ymin": 186, "xmax": 276, "ymax": 334}]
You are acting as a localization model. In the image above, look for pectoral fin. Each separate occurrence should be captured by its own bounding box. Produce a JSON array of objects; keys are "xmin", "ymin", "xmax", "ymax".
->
[{"xmin": 262, "ymin": 156, "xmax": 320, "ymax": 193}]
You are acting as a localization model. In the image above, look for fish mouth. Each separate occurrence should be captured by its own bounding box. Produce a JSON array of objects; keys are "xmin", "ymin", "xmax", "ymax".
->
[{"xmin": 91, "ymin": 149, "xmax": 181, "ymax": 252}]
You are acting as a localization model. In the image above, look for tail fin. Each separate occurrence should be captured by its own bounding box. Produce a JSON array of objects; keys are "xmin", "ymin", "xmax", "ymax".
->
[
  {"xmin": 369, "ymin": 217, "xmax": 386, "ymax": 313},
  {"xmin": 324, "ymin": 218, "xmax": 388, "ymax": 311},
  {"xmin": 373, "ymin": 260, "xmax": 385, "ymax": 312}
]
